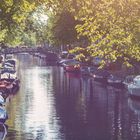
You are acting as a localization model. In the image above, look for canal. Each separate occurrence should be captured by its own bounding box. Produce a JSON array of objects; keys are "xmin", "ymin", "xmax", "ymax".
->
[{"xmin": 3, "ymin": 53, "xmax": 140, "ymax": 140}]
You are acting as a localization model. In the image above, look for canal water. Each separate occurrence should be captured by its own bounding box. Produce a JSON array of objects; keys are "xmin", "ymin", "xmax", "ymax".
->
[{"xmin": 3, "ymin": 53, "xmax": 140, "ymax": 140}]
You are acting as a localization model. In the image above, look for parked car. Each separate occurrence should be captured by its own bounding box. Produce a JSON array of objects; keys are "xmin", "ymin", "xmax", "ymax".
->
[{"xmin": 63, "ymin": 61, "xmax": 81, "ymax": 72}]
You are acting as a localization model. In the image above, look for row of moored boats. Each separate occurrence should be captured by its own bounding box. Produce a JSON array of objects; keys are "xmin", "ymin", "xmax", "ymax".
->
[
  {"xmin": 58, "ymin": 59, "xmax": 140, "ymax": 98},
  {"xmin": 0, "ymin": 58, "xmax": 20, "ymax": 124}
]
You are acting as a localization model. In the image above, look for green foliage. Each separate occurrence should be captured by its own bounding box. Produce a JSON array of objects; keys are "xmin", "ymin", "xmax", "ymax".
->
[
  {"xmin": 53, "ymin": 11, "xmax": 77, "ymax": 45},
  {"xmin": 21, "ymin": 31, "xmax": 36, "ymax": 47},
  {"xmin": 44, "ymin": 12, "xmax": 59, "ymax": 46},
  {"xmin": 0, "ymin": 0, "xmax": 44, "ymax": 46},
  {"xmin": 0, "ymin": 0, "xmax": 139, "ymax": 69},
  {"xmin": 46, "ymin": 10, "xmax": 78, "ymax": 47},
  {"xmin": 70, "ymin": 47, "xmax": 92, "ymax": 63},
  {"xmin": 0, "ymin": 29, "xmax": 7, "ymax": 42},
  {"xmin": 73, "ymin": 0, "xmax": 140, "ymax": 67}
]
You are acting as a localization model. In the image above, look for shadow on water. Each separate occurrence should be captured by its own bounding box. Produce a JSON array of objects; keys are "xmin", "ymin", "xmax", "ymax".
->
[{"xmin": 3, "ymin": 53, "xmax": 140, "ymax": 140}]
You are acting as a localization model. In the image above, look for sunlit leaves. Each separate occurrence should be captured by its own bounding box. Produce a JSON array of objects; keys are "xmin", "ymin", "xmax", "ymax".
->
[
  {"xmin": 21, "ymin": 1, "xmax": 35, "ymax": 12},
  {"xmin": 0, "ymin": 29, "xmax": 7, "ymax": 42},
  {"xmin": 4, "ymin": 0, "xmax": 13, "ymax": 6},
  {"xmin": 4, "ymin": 28, "xmax": 23, "ymax": 46},
  {"xmin": 73, "ymin": 0, "xmax": 140, "ymax": 67},
  {"xmin": 0, "ymin": 0, "xmax": 45, "ymax": 46}
]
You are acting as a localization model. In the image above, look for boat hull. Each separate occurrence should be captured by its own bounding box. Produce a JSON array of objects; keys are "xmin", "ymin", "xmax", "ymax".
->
[
  {"xmin": 107, "ymin": 80, "xmax": 125, "ymax": 88},
  {"xmin": 0, "ymin": 79, "xmax": 20, "ymax": 95},
  {"xmin": 0, "ymin": 108, "xmax": 8, "ymax": 124},
  {"xmin": 128, "ymin": 84, "xmax": 140, "ymax": 97}
]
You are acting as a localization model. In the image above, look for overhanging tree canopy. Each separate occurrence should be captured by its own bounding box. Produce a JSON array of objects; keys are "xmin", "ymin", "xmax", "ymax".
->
[
  {"xmin": 0, "ymin": 0, "xmax": 45, "ymax": 46},
  {"xmin": 0, "ymin": 0, "xmax": 140, "ymax": 67},
  {"xmin": 73, "ymin": 0, "xmax": 140, "ymax": 66}
]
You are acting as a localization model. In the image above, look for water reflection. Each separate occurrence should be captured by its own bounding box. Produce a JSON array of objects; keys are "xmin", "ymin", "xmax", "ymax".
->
[
  {"xmin": 128, "ymin": 98, "xmax": 140, "ymax": 139},
  {"xmin": 128, "ymin": 98, "xmax": 140, "ymax": 115},
  {"xmin": 6, "ymin": 54, "xmax": 63, "ymax": 140},
  {"xmin": 0, "ymin": 123, "xmax": 7, "ymax": 140},
  {"xmin": 3, "ymin": 53, "xmax": 140, "ymax": 140}
]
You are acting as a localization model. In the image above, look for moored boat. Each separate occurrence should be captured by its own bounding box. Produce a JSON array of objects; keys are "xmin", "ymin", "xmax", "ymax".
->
[
  {"xmin": 0, "ymin": 75, "xmax": 20, "ymax": 96},
  {"xmin": 91, "ymin": 69, "xmax": 110, "ymax": 83},
  {"xmin": 80, "ymin": 66, "xmax": 90, "ymax": 76},
  {"xmin": 107, "ymin": 75, "xmax": 125, "ymax": 88},
  {"xmin": 0, "ymin": 107, "xmax": 8, "ymax": 123},
  {"xmin": 0, "ymin": 95, "xmax": 4, "ymax": 105},
  {"xmin": 63, "ymin": 60, "xmax": 81, "ymax": 72},
  {"xmin": 127, "ymin": 75, "xmax": 140, "ymax": 97}
]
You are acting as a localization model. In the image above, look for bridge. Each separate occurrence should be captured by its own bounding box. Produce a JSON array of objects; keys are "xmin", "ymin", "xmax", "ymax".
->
[
  {"xmin": 1, "ymin": 47, "xmax": 39, "ymax": 55},
  {"xmin": 0, "ymin": 47, "xmax": 59, "ymax": 62}
]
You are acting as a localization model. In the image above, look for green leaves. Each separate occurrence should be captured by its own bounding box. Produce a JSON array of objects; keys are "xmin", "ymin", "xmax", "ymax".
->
[
  {"xmin": 46, "ymin": 10, "xmax": 78, "ymax": 47},
  {"xmin": 0, "ymin": 29, "xmax": 7, "ymax": 42},
  {"xmin": 74, "ymin": 0, "xmax": 140, "ymax": 67},
  {"xmin": 0, "ymin": 0, "xmax": 44, "ymax": 46},
  {"xmin": 0, "ymin": 0, "xmax": 139, "ymax": 67}
]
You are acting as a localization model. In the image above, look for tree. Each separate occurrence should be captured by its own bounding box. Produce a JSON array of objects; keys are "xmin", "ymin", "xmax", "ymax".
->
[
  {"xmin": 44, "ymin": 10, "xmax": 79, "ymax": 51},
  {"xmin": 72, "ymin": 0, "xmax": 140, "ymax": 67},
  {"xmin": 53, "ymin": 11, "xmax": 77, "ymax": 47},
  {"xmin": 0, "ymin": 0, "xmax": 45, "ymax": 46}
]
